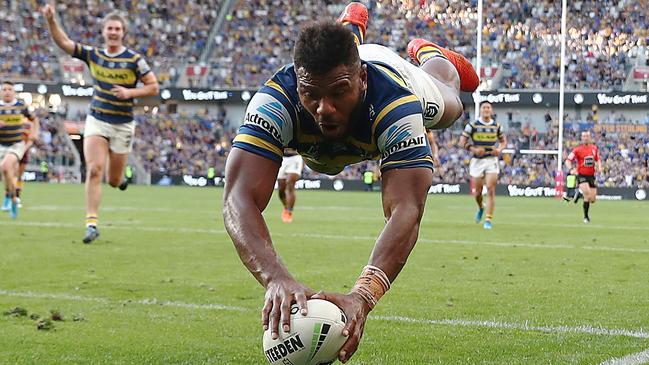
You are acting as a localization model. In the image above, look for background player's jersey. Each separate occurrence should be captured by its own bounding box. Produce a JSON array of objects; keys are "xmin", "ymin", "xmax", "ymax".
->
[
  {"xmin": 232, "ymin": 62, "xmax": 433, "ymax": 175},
  {"xmin": 568, "ymin": 144, "xmax": 599, "ymax": 176},
  {"xmin": 462, "ymin": 118, "xmax": 503, "ymax": 158},
  {"xmin": 0, "ymin": 100, "xmax": 33, "ymax": 146},
  {"xmin": 73, "ymin": 43, "xmax": 151, "ymax": 124}
]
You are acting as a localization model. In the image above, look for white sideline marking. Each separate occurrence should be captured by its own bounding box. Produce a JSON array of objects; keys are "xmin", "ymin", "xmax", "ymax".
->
[
  {"xmin": 0, "ymin": 289, "xmax": 248, "ymax": 312},
  {"xmin": 1, "ymin": 289, "xmax": 648, "ymax": 341},
  {"xmin": 3, "ymin": 221, "xmax": 649, "ymax": 254},
  {"xmin": 375, "ymin": 316, "xmax": 649, "ymax": 340},
  {"xmin": 598, "ymin": 348, "xmax": 649, "ymax": 365}
]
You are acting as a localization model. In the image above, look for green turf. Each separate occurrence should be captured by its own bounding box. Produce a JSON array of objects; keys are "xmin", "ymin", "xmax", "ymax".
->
[{"xmin": 1, "ymin": 183, "xmax": 648, "ymax": 364}]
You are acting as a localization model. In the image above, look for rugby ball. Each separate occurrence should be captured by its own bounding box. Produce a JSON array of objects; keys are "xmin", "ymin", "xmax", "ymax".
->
[{"xmin": 262, "ymin": 299, "xmax": 348, "ymax": 365}]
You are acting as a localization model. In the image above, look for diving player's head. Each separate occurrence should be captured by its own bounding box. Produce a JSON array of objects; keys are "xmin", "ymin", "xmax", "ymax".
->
[
  {"xmin": 102, "ymin": 11, "xmax": 128, "ymax": 51},
  {"xmin": 293, "ymin": 21, "xmax": 368, "ymax": 139},
  {"xmin": 581, "ymin": 130, "xmax": 592, "ymax": 144},
  {"xmin": 1, "ymin": 81, "xmax": 15, "ymax": 103},
  {"xmin": 479, "ymin": 101, "xmax": 493, "ymax": 121}
]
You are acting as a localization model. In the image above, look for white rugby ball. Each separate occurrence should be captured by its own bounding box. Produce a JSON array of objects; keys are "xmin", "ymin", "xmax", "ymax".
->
[{"xmin": 262, "ymin": 299, "xmax": 348, "ymax": 365}]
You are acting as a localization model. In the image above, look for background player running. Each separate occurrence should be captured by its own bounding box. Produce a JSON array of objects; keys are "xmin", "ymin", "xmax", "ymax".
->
[
  {"xmin": 459, "ymin": 101, "xmax": 506, "ymax": 229},
  {"xmin": 0, "ymin": 81, "xmax": 39, "ymax": 219},
  {"xmin": 277, "ymin": 148, "xmax": 304, "ymax": 223},
  {"xmin": 42, "ymin": 3, "xmax": 159, "ymax": 243}
]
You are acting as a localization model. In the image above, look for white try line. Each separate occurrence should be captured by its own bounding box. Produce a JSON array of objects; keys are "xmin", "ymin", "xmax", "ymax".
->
[
  {"xmin": 375, "ymin": 316, "xmax": 649, "ymax": 340},
  {"xmin": 3, "ymin": 221, "xmax": 649, "ymax": 254},
  {"xmin": 599, "ymin": 348, "xmax": 649, "ymax": 365},
  {"xmin": 1, "ymin": 289, "xmax": 648, "ymax": 341}
]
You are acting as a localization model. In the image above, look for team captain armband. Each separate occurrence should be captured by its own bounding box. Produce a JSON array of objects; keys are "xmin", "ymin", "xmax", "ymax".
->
[{"xmin": 351, "ymin": 265, "xmax": 391, "ymax": 310}]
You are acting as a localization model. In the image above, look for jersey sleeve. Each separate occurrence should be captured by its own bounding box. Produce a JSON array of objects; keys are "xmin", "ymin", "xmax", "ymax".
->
[
  {"xmin": 461, "ymin": 122, "xmax": 474, "ymax": 139},
  {"xmin": 72, "ymin": 43, "xmax": 94, "ymax": 64},
  {"xmin": 22, "ymin": 105, "xmax": 35, "ymax": 120},
  {"xmin": 232, "ymin": 86, "xmax": 296, "ymax": 164},
  {"xmin": 135, "ymin": 55, "xmax": 152, "ymax": 79},
  {"xmin": 374, "ymin": 95, "xmax": 433, "ymax": 172},
  {"xmin": 567, "ymin": 149, "xmax": 576, "ymax": 161},
  {"xmin": 497, "ymin": 123, "xmax": 503, "ymax": 139}
]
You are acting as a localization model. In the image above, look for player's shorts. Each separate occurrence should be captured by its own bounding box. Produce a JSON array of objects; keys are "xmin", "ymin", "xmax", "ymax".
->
[
  {"xmin": 84, "ymin": 115, "xmax": 135, "ymax": 154},
  {"xmin": 358, "ymin": 44, "xmax": 445, "ymax": 129},
  {"xmin": 577, "ymin": 174, "xmax": 596, "ymax": 188},
  {"xmin": 20, "ymin": 148, "xmax": 30, "ymax": 164},
  {"xmin": 469, "ymin": 156, "xmax": 499, "ymax": 178},
  {"xmin": 0, "ymin": 141, "xmax": 26, "ymax": 161},
  {"xmin": 278, "ymin": 155, "xmax": 304, "ymax": 179}
]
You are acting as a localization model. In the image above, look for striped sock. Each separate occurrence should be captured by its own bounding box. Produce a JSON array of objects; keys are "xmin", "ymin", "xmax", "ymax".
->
[
  {"xmin": 85, "ymin": 215, "xmax": 98, "ymax": 228},
  {"xmin": 342, "ymin": 22, "xmax": 365, "ymax": 46},
  {"xmin": 415, "ymin": 45, "xmax": 446, "ymax": 65},
  {"xmin": 485, "ymin": 214, "xmax": 493, "ymax": 221}
]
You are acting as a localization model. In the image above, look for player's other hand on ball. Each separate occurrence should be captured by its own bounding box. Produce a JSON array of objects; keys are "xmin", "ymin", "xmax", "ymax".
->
[
  {"xmin": 262, "ymin": 277, "xmax": 314, "ymax": 340},
  {"xmin": 312, "ymin": 291, "xmax": 371, "ymax": 363},
  {"xmin": 111, "ymin": 86, "xmax": 132, "ymax": 100}
]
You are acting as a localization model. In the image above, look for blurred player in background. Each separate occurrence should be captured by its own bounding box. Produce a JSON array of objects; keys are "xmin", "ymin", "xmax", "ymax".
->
[
  {"xmin": 459, "ymin": 101, "xmax": 506, "ymax": 229},
  {"xmin": 223, "ymin": 2, "xmax": 478, "ymax": 362},
  {"xmin": 565, "ymin": 130, "xmax": 601, "ymax": 223},
  {"xmin": 0, "ymin": 81, "xmax": 39, "ymax": 219},
  {"xmin": 277, "ymin": 148, "xmax": 303, "ymax": 223},
  {"xmin": 42, "ymin": 3, "xmax": 159, "ymax": 243},
  {"xmin": 15, "ymin": 107, "xmax": 41, "ymax": 208}
]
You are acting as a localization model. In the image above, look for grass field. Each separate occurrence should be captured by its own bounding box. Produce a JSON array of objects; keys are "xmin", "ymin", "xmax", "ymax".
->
[{"xmin": 1, "ymin": 183, "xmax": 648, "ymax": 364}]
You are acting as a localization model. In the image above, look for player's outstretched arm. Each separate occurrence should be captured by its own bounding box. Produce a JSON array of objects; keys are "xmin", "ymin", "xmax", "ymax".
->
[
  {"xmin": 314, "ymin": 167, "xmax": 433, "ymax": 363},
  {"xmin": 41, "ymin": 3, "xmax": 75, "ymax": 55},
  {"xmin": 223, "ymin": 148, "xmax": 314, "ymax": 340}
]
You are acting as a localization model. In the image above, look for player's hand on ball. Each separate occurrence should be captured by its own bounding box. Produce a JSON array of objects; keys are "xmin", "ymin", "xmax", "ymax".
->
[
  {"xmin": 111, "ymin": 86, "xmax": 132, "ymax": 100},
  {"xmin": 262, "ymin": 277, "xmax": 314, "ymax": 340},
  {"xmin": 312, "ymin": 291, "xmax": 371, "ymax": 363}
]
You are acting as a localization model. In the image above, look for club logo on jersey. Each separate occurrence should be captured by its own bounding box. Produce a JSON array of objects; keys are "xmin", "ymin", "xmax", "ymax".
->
[
  {"xmin": 423, "ymin": 101, "xmax": 440, "ymax": 123},
  {"xmin": 382, "ymin": 133, "xmax": 427, "ymax": 159},
  {"xmin": 584, "ymin": 156, "xmax": 595, "ymax": 167}
]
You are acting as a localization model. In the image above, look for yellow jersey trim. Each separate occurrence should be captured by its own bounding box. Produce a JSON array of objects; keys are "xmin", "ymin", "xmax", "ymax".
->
[{"xmin": 233, "ymin": 134, "xmax": 283, "ymax": 157}]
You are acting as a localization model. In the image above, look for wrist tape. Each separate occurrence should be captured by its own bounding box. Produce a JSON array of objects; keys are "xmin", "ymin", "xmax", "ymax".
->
[{"xmin": 351, "ymin": 265, "xmax": 391, "ymax": 310}]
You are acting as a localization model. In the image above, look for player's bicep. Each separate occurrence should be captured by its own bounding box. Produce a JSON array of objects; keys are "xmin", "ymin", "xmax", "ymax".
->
[
  {"xmin": 232, "ymin": 91, "xmax": 295, "ymax": 164},
  {"xmin": 140, "ymin": 71, "xmax": 158, "ymax": 86},
  {"xmin": 377, "ymin": 114, "xmax": 434, "ymax": 172},
  {"xmin": 224, "ymin": 148, "xmax": 279, "ymax": 212}
]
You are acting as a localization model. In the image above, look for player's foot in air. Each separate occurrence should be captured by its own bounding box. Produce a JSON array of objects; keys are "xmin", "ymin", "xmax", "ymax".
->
[
  {"xmin": 9, "ymin": 199, "xmax": 18, "ymax": 219},
  {"xmin": 281, "ymin": 208, "xmax": 293, "ymax": 223},
  {"xmin": 83, "ymin": 226, "xmax": 100, "ymax": 244},
  {"xmin": 475, "ymin": 207, "xmax": 484, "ymax": 223},
  {"xmin": 338, "ymin": 2, "xmax": 369, "ymax": 34},
  {"xmin": 483, "ymin": 220, "xmax": 492, "ymax": 230},
  {"xmin": 583, "ymin": 217, "xmax": 590, "ymax": 224},
  {"xmin": 1, "ymin": 196, "xmax": 10, "ymax": 211},
  {"xmin": 407, "ymin": 38, "xmax": 480, "ymax": 92},
  {"xmin": 118, "ymin": 180, "xmax": 128, "ymax": 191}
]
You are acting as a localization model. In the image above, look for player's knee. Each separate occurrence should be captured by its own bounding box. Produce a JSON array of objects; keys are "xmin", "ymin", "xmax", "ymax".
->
[{"xmin": 87, "ymin": 163, "xmax": 104, "ymax": 180}]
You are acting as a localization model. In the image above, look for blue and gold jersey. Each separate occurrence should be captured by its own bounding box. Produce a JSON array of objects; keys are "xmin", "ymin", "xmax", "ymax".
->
[
  {"xmin": 0, "ymin": 100, "xmax": 33, "ymax": 146},
  {"xmin": 233, "ymin": 62, "xmax": 433, "ymax": 175},
  {"xmin": 462, "ymin": 118, "xmax": 503, "ymax": 158},
  {"xmin": 73, "ymin": 43, "xmax": 151, "ymax": 124}
]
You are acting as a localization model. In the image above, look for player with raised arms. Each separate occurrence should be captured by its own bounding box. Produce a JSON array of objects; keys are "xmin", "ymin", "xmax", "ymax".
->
[
  {"xmin": 42, "ymin": 2, "xmax": 159, "ymax": 243},
  {"xmin": 223, "ymin": 3, "xmax": 478, "ymax": 362}
]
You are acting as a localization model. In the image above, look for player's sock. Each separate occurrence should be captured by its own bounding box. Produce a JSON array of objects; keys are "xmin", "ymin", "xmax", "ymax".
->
[
  {"xmin": 85, "ymin": 215, "xmax": 98, "ymax": 228},
  {"xmin": 338, "ymin": 2, "xmax": 368, "ymax": 46},
  {"xmin": 407, "ymin": 38, "xmax": 480, "ymax": 92},
  {"xmin": 583, "ymin": 202, "xmax": 590, "ymax": 220},
  {"xmin": 16, "ymin": 181, "xmax": 23, "ymax": 198}
]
